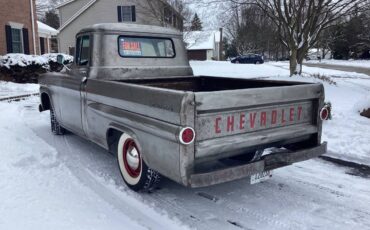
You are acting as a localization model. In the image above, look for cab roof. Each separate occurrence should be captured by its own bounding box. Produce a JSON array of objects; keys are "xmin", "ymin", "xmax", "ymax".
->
[{"xmin": 78, "ymin": 23, "xmax": 183, "ymax": 37}]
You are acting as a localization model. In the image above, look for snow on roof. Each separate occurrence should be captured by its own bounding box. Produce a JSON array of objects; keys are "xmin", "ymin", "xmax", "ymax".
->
[
  {"xmin": 184, "ymin": 31, "xmax": 221, "ymax": 51},
  {"xmin": 37, "ymin": 21, "xmax": 58, "ymax": 36}
]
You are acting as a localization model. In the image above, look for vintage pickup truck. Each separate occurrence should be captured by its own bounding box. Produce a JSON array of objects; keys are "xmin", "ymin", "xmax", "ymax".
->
[{"xmin": 39, "ymin": 23, "xmax": 328, "ymax": 192}]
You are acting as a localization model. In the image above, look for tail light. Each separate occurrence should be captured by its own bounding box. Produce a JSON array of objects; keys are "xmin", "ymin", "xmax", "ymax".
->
[
  {"xmin": 320, "ymin": 106, "xmax": 330, "ymax": 120},
  {"xmin": 179, "ymin": 127, "xmax": 195, "ymax": 145}
]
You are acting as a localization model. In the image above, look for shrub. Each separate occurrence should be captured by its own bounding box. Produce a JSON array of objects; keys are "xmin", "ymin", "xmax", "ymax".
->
[{"xmin": 0, "ymin": 53, "xmax": 73, "ymax": 83}]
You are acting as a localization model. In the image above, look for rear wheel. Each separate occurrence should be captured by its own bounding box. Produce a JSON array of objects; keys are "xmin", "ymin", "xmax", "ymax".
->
[
  {"xmin": 117, "ymin": 133, "xmax": 160, "ymax": 192},
  {"xmin": 50, "ymin": 106, "xmax": 65, "ymax": 135}
]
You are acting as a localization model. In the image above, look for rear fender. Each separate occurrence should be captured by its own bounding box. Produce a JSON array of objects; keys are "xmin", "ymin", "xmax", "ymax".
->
[{"xmin": 106, "ymin": 123, "xmax": 143, "ymax": 159}]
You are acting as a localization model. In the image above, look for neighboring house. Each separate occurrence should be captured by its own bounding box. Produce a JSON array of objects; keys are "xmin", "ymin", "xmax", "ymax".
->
[
  {"xmin": 37, "ymin": 21, "xmax": 58, "ymax": 54},
  {"xmin": 0, "ymin": 0, "xmax": 39, "ymax": 55},
  {"xmin": 57, "ymin": 0, "xmax": 184, "ymax": 54},
  {"xmin": 184, "ymin": 30, "xmax": 222, "ymax": 61},
  {"xmin": 307, "ymin": 48, "xmax": 332, "ymax": 60}
]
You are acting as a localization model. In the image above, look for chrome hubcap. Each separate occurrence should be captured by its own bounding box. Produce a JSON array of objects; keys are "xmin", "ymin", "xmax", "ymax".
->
[{"xmin": 126, "ymin": 146, "xmax": 140, "ymax": 170}]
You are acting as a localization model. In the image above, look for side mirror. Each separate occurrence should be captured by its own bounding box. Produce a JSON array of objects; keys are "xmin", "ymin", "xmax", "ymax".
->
[{"xmin": 56, "ymin": 54, "xmax": 65, "ymax": 65}]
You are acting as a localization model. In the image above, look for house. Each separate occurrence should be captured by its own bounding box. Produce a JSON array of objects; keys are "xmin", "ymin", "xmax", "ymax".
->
[
  {"xmin": 56, "ymin": 0, "xmax": 184, "ymax": 54},
  {"xmin": 0, "ymin": 0, "xmax": 39, "ymax": 55},
  {"xmin": 37, "ymin": 21, "xmax": 58, "ymax": 54},
  {"xmin": 184, "ymin": 30, "xmax": 222, "ymax": 61}
]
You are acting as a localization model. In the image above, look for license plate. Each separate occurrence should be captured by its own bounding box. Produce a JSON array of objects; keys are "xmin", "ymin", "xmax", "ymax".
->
[{"xmin": 250, "ymin": 171, "xmax": 272, "ymax": 184}]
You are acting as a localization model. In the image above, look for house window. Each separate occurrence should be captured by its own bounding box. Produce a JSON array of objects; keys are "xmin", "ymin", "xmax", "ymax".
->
[
  {"xmin": 118, "ymin": 6, "xmax": 136, "ymax": 22},
  {"xmin": 11, "ymin": 28, "xmax": 23, "ymax": 53}
]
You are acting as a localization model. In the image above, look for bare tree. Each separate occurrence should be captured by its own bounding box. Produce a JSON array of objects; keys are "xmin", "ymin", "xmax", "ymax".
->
[
  {"xmin": 136, "ymin": 0, "xmax": 192, "ymax": 31},
  {"xmin": 252, "ymin": 0, "xmax": 370, "ymax": 75},
  {"xmin": 191, "ymin": 0, "xmax": 369, "ymax": 76},
  {"xmin": 36, "ymin": 0, "xmax": 63, "ymax": 17}
]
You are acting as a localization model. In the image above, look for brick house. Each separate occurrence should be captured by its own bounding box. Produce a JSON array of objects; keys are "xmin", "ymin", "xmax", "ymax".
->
[{"xmin": 0, "ymin": 0, "xmax": 39, "ymax": 55}]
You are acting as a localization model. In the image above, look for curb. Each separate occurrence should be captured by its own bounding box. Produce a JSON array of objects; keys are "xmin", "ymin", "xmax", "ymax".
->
[
  {"xmin": 0, "ymin": 93, "xmax": 39, "ymax": 103},
  {"xmin": 320, "ymin": 156, "xmax": 370, "ymax": 177}
]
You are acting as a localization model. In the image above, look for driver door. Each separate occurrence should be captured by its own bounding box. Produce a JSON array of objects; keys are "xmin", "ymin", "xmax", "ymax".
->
[{"xmin": 58, "ymin": 35, "xmax": 90, "ymax": 136}]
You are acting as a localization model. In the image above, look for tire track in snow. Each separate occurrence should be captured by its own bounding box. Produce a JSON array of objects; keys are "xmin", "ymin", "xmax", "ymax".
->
[
  {"xmin": 19, "ymin": 99, "xmax": 187, "ymax": 230},
  {"xmin": 58, "ymin": 134, "xmax": 187, "ymax": 230}
]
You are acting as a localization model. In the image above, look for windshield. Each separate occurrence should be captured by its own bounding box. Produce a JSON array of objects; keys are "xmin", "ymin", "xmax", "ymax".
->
[{"xmin": 118, "ymin": 36, "xmax": 175, "ymax": 58}]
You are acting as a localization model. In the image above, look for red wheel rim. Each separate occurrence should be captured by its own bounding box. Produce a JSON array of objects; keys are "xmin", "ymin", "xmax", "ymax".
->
[{"xmin": 122, "ymin": 139, "xmax": 142, "ymax": 178}]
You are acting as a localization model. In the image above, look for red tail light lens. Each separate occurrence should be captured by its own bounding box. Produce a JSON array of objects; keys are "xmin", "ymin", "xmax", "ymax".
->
[
  {"xmin": 320, "ymin": 107, "xmax": 329, "ymax": 120},
  {"xmin": 179, "ymin": 127, "xmax": 195, "ymax": 145}
]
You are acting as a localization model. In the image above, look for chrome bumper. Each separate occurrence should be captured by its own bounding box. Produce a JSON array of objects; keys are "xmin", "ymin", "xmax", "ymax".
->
[{"xmin": 189, "ymin": 142, "xmax": 327, "ymax": 188}]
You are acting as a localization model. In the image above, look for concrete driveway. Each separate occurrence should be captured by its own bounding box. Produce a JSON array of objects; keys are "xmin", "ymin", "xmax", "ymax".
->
[{"xmin": 304, "ymin": 63, "xmax": 370, "ymax": 76}]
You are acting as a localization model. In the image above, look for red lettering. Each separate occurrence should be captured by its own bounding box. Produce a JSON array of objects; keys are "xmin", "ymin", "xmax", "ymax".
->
[
  {"xmin": 215, "ymin": 117, "xmax": 222, "ymax": 134},
  {"xmin": 260, "ymin": 112, "xmax": 267, "ymax": 126},
  {"xmin": 298, "ymin": 106, "xmax": 303, "ymax": 120},
  {"xmin": 271, "ymin": 110, "xmax": 277, "ymax": 125},
  {"xmin": 281, "ymin": 109, "xmax": 286, "ymax": 124},
  {"xmin": 290, "ymin": 108, "xmax": 295, "ymax": 122},
  {"xmin": 250, "ymin": 113, "xmax": 257, "ymax": 129},
  {"xmin": 240, "ymin": 113, "xmax": 246, "ymax": 130},
  {"xmin": 227, "ymin": 116, "xmax": 235, "ymax": 132}
]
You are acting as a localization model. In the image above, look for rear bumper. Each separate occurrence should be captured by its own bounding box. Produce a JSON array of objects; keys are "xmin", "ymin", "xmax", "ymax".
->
[{"xmin": 189, "ymin": 142, "xmax": 327, "ymax": 188}]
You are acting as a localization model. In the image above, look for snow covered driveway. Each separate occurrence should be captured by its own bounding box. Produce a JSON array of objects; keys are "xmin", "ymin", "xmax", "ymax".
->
[{"xmin": 1, "ymin": 95, "xmax": 370, "ymax": 229}]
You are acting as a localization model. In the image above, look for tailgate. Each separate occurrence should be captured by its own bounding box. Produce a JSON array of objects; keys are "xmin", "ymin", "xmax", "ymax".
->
[{"xmin": 194, "ymin": 83, "xmax": 324, "ymax": 159}]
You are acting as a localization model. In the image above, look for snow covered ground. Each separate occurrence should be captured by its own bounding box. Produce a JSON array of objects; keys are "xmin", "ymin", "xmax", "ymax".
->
[
  {"xmin": 0, "ymin": 97, "xmax": 187, "ymax": 230},
  {"xmin": 192, "ymin": 61, "xmax": 370, "ymax": 165},
  {"xmin": 0, "ymin": 81, "xmax": 39, "ymax": 99},
  {"xmin": 1, "ymin": 60, "xmax": 370, "ymax": 229},
  {"xmin": 307, "ymin": 59, "xmax": 370, "ymax": 68}
]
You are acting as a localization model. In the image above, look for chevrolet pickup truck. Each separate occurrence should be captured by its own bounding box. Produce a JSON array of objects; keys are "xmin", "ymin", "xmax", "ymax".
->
[{"xmin": 39, "ymin": 23, "xmax": 328, "ymax": 192}]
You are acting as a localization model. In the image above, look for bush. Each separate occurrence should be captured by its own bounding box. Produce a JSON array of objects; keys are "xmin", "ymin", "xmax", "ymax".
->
[
  {"xmin": 0, "ymin": 53, "xmax": 73, "ymax": 83},
  {"xmin": 42, "ymin": 53, "xmax": 74, "ymax": 72}
]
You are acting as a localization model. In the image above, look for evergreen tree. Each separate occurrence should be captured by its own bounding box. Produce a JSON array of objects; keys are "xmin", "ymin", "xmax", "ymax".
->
[
  {"xmin": 190, "ymin": 13, "xmax": 203, "ymax": 31},
  {"xmin": 42, "ymin": 9, "xmax": 60, "ymax": 29}
]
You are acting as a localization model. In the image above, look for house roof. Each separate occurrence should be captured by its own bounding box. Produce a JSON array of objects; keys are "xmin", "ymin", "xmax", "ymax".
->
[
  {"xmin": 79, "ymin": 23, "xmax": 182, "ymax": 36},
  {"xmin": 56, "ymin": 0, "xmax": 76, "ymax": 9},
  {"xmin": 184, "ymin": 30, "xmax": 221, "ymax": 50},
  {"xmin": 58, "ymin": 0, "xmax": 98, "ymax": 32},
  {"xmin": 37, "ymin": 21, "xmax": 58, "ymax": 36}
]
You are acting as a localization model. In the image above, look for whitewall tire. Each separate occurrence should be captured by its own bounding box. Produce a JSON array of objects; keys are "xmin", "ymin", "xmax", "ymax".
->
[{"xmin": 117, "ymin": 133, "xmax": 160, "ymax": 192}]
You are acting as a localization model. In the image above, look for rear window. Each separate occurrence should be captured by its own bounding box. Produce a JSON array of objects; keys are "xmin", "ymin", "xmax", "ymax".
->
[{"xmin": 118, "ymin": 36, "xmax": 175, "ymax": 58}]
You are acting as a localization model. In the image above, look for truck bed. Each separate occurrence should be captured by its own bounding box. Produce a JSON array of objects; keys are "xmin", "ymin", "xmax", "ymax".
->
[
  {"xmin": 118, "ymin": 76, "xmax": 308, "ymax": 92},
  {"xmin": 114, "ymin": 76, "xmax": 323, "ymax": 162}
]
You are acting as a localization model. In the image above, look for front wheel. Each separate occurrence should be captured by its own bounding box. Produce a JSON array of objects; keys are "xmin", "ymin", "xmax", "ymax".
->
[{"xmin": 117, "ymin": 133, "xmax": 160, "ymax": 192}]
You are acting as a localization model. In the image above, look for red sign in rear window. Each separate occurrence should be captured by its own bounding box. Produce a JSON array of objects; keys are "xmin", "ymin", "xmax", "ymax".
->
[
  {"xmin": 119, "ymin": 36, "xmax": 175, "ymax": 58},
  {"xmin": 121, "ymin": 40, "xmax": 142, "ymax": 56}
]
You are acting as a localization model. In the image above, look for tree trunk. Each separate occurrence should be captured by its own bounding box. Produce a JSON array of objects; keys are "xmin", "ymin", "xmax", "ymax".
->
[
  {"xmin": 298, "ymin": 62, "xmax": 303, "ymax": 75},
  {"xmin": 289, "ymin": 49, "xmax": 298, "ymax": 77}
]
